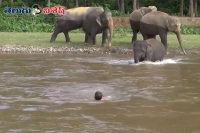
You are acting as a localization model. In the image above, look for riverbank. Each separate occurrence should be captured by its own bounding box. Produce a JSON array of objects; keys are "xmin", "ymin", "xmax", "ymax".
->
[
  {"xmin": 1, "ymin": 44, "xmax": 200, "ymax": 55},
  {"xmin": 0, "ymin": 32, "xmax": 200, "ymax": 54}
]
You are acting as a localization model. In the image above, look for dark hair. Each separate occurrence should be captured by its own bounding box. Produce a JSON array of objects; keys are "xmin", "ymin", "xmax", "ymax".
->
[
  {"xmin": 94, "ymin": 91, "xmax": 103, "ymax": 100},
  {"xmin": 32, "ymin": 4, "xmax": 39, "ymax": 9}
]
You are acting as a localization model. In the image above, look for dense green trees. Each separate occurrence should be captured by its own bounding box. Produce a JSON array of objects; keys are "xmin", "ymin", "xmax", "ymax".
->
[
  {"xmin": 0, "ymin": 0, "xmax": 199, "ymax": 16},
  {"xmin": 0, "ymin": 0, "xmax": 199, "ymax": 33}
]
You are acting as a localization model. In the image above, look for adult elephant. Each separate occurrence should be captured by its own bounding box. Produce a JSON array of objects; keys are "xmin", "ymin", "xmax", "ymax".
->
[
  {"xmin": 82, "ymin": 9, "xmax": 113, "ymax": 47},
  {"xmin": 129, "ymin": 6, "xmax": 157, "ymax": 43},
  {"xmin": 133, "ymin": 39, "xmax": 166, "ymax": 63},
  {"xmin": 140, "ymin": 11, "xmax": 186, "ymax": 54},
  {"xmin": 50, "ymin": 7, "xmax": 104, "ymax": 43}
]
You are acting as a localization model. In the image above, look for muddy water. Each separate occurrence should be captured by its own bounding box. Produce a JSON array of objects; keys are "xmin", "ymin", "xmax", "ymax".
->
[{"xmin": 0, "ymin": 53, "xmax": 200, "ymax": 133}]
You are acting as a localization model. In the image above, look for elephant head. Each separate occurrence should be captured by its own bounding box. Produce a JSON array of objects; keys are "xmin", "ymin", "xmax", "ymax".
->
[
  {"xmin": 96, "ymin": 11, "xmax": 113, "ymax": 47},
  {"xmin": 164, "ymin": 16, "xmax": 186, "ymax": 54},
  {"xmin": 133, "ymin": 40, "xmax": 151, "ymax": 63},
  {"xmin": 140, "ymin": 6, "xmax": 157, "ymax": 16}
]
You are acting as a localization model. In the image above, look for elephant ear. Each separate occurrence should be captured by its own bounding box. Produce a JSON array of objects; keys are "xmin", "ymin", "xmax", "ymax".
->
[
  {"xmin": 147, "ymin": 44, "xmax": 152, "ymax": 51},
  {"xmin": 146, "ymin": 44, "xmax": 153, "ymax": 59},
  {"xmin": 96, "ymin": 16, "xmax": 102, "ymax": 27},
  {"xmin": 164, "ymin": 17, "xmax": 175, "ymax": 31}
]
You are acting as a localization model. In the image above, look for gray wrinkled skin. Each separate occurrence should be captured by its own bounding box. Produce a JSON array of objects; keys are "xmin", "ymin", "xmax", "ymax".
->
[
  {"xmin": 133, "ymin": 39, "xmax": 166, "ymax": 63},
  {"xmin": 82, "ymin": 10, "xmax": 113, "ymax": 47}
]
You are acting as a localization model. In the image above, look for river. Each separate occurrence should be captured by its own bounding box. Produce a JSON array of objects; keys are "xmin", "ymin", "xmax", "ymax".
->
[{"xmin": 0, "ymin": 53, "xmax": 199, "ymax": 133}]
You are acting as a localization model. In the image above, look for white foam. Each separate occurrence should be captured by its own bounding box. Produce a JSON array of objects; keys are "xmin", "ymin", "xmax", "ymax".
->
[
  {"xmin": 108, "ymin": 59, "xmax": 135, "ymax": 65},
  {"xmin": 108, "ymin": 59, "xmax": 181, "ymax": 66},
  {"xmin": 135, "ymin": 59, "xmax": 180, "ymax": 65}
]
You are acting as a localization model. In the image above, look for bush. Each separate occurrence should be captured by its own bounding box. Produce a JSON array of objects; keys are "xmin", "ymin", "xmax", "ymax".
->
[
  {"xmin": 0, "ymin": 9, "xmax": 198, "ymax": 35},
  {"xmin": 181, "ymin": 25, "xmax": 198, "ymax": 34}
]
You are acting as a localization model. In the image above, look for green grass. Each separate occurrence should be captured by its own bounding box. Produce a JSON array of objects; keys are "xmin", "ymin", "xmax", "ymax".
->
[{"xmin": 0, "ymin": 32, "xmax": 200, "ymax": 49}]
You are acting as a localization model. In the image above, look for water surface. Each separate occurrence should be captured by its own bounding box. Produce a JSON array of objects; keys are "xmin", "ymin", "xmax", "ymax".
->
[{"xmin": 0, "ymin": 53, "xmax": 200, "ymax": 133}]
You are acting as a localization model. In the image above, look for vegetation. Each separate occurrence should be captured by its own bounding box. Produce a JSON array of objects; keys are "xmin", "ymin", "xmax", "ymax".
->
[
  {"xmin": 0, "ymin": 0, "xmax": 200, "ymax": 35},
  {"xmin": 0, "ymin": 32, "xmax": 200, "ymax": 50},
  {"xmin": 0, "ymin": 0, "xmax": 199, "ymax": 16}
]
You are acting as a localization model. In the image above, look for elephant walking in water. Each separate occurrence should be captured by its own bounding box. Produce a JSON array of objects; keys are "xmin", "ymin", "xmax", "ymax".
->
[
  {"xmin": 50, "ymin": 7, "xmax": 104, "ymax": 43},
  {"xmin": 82, "ymin": 9, "xmax": 113, "ymax": 47},
  {"xmin": 133, "ymin": 39, "xmax": 166, "ymax": 63},
  {"xmin": 140, "ymin": 11, "xmax": 186, "ymax": 54},
  {"xmin": 129, "ymin": 6, "xmax": 157, "ymax": 43}
]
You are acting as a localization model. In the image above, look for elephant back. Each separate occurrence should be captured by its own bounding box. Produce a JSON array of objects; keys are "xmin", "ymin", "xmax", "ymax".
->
[
  {"xmin": 83, "ymin": 7, "xmax": 104, "ymax": 19},
  {"xmin": 129, "ymin": 9, "xmax": 144, "ymax": 21},
  {"xmin": 62, "ymin": 7, "xmax": 90, "ymax": 20},
  {"xmin": 130, "ymin": 6, "xmax": 157, "ymax": 21},
  {"xmin": 141, "ymin": 11, "xmax": 169, "ymax": 28}
]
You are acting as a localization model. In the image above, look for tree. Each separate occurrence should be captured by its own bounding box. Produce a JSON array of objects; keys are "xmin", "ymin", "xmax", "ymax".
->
[
  {"xmin": 190, "ymin": 0, "xmax": 194, "ymax": 17},
  {"xmin": 133, "ymin": 0, "xmax": 137, "ymax": 11},
  {"xmin": 136, "ymin": 0, "xmax": 140, "ymax": 9},
  {"xmin": 118, "ymin": 0, "xmax": 125, "ymax": 13},
  {"xmin": 63, "ymin": 0, "xmax": 67, "ymax": 7},
  {"xmin": 180, "ymin": 0, "xmax": 184, "ymax": 16},
  {"xmin": 194, "ymin": 0, "xmax": 197, "ymax": 16},
  {"xmin": 0, "ymin": 0, "xmax": 2, "ymax": 6},
  {"xmin": 84, "ymin": 0, "xmax": 86, "ymax": 6},
  {"xmin": 48, "ymin": 0, "xmax": 50, "ymax": 7},
  {"xmin": 76, "ymin": 0, "xmax": 78, "ymax": 7},
  {"xmin": 10, "ymin": 0, "xmax": 13, "ymax": 3}
]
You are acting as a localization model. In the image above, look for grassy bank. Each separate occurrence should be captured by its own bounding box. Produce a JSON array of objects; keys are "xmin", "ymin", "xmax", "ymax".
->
[{"xmin": 0, "ymin": 32, "xmax": 200, "ymax": 50}]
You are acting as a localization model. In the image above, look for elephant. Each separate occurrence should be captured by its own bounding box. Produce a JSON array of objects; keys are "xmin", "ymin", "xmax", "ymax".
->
[
  {"xmin": 133, "ymin": 38, "xmax": 166, "ymax": 63},
  {"xmin": 82, "ymin": 9, "xmax": 113, "ymax": 47},
  {"xmin": 140, "ymin": 11, "xmax": 186, "ymax": 54},
  {"xmin": 50, "ymin": 7, "xmax": 104, "ymax": 43},
  {"xmin": 129, "ymin": 6, "xmax": 157, "ymax": 43}
]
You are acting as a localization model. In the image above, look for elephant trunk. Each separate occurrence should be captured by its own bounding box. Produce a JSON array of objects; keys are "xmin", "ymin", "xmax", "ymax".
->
[
  {"xmin": 175, "ymin": 31, "xmax": 186, "ymax": 55},
  {"xmin": 108, "ymin": 18, "xmax": 113, "ymax": 47}
]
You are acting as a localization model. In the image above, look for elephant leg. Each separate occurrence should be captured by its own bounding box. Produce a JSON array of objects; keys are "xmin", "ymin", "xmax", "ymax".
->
[
  {"xmin": 101, "ymin": 29, "xmax": 108, "ymax": 47},
  {"xmin": 50, "ymin": 27, "xmax": 62, "ymax": 43},
  {"xmin": 88, "ymin": 38, "xmax": 93, "ymax": 45},
  {"xmin": 87, "ymin": 34, "xmax": 93, "ymax": 46},
  {"xmin": 140, "ymin": 31, "xmax": 148, "ymax": 40},
  {"xmin": 93, "ymin": 36, "xmax": 97, "ymax": 45},
  {"xmin": 84, "ymin": 33, "xmax": 88, "ymax": 43},
  {"xmin": 63, "ymin": 31, "xmax": 71, "ymax": 43},
  {"xmin": 132, "ymin": 30, "xmax": 138, "ymax": 44},
  {"xmin": 159, "ymin": 32, "xmax": 168, "ymax": 54},
  {"xmin": 90, "ymin": 26, "xmax": 97, "ymax": 45},
  {"xmin": 84, "ymin": 32, "xmax": 92, "ymax": 43}
]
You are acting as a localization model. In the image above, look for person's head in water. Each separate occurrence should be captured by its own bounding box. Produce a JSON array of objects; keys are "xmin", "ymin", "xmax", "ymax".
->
[{"xmin": 94, "ymin": 91, "xmax": 103, "ymax": 100}]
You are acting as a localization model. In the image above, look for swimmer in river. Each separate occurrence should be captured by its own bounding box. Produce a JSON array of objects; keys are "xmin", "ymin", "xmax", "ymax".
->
[{"xmin": 94, "ymin": 91, "xmax": 103, "ymax": 101}]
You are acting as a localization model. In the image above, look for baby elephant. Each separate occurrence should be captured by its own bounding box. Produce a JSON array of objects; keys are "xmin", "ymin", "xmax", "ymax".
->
[{"xmin": 133, "ymin": 39, "xmax": 166, "ymax": 63}]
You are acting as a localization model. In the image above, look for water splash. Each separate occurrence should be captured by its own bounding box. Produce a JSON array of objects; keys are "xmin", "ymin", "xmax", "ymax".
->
[
  {"xmin": 108, "ymin": 59, "xmax": 181, "ymax": 66},
  {"xmin": 135, "ymin": 59, "xmax": 180, "ymax": 65}
]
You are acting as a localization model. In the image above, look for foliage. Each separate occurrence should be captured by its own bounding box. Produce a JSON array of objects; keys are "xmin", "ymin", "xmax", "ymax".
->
[
  {"xmin": 181, "ymin": 25, "xmax": 199, "ymax": 35},
  {"xmin": 0, "ymin": 0, "xmax": 199, "ymax": 35},
  {"xmin": 0, "ymin": 0, "xmax": 199, "ymax": 16}
]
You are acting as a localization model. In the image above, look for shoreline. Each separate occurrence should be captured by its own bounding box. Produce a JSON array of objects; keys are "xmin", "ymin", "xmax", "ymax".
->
[{"xmin": 0, "ymin": 44, "xmax": 200, "ymax": 55}]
